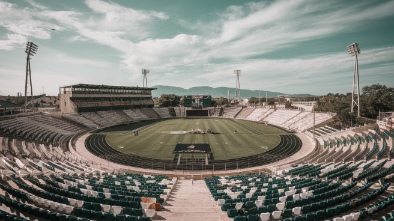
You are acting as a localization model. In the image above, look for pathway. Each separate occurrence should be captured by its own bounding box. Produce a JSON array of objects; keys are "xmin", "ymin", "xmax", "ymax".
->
[{"xmin": 159, "ymin": 179, "xmax": 230, "ymax": 221}]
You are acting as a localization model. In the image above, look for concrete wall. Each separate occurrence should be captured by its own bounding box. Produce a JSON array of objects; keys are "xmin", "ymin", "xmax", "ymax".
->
[{"xmin": 59, "ymin": 93, "xmax": 77, "ymax": 114}]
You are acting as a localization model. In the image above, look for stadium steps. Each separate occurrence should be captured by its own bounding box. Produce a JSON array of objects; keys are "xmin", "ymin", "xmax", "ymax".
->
[{"xmin": 160, "ymin": 179, "xmax": 228, "ymax": 221}]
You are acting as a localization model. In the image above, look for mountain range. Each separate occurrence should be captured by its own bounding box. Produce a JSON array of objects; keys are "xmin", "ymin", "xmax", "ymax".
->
[{"xmin": 151, "ymin": 85, "xmax": 314, "ymax": 98}]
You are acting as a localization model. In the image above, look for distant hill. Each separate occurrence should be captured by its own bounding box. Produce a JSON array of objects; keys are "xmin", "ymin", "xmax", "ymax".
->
[{"xmin": 151, "ymin": 85, "xmax": 313, "ymax": 98}]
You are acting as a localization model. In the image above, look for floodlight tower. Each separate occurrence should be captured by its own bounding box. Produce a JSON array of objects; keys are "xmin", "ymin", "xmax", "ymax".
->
[
  {"xmin": 25, "ymin": 41, "xmax": 38, "ymax": 112},
  {"xmin": 234, "ymin": 70, "xmax": 241, "ymax": 100},
  {"xmin": 142, "ymin": 69, "xmax": 150, "ymax": 88},
  {"xmin": 347, "ymin": 43, "xmax": 361, "ymax": 118}
]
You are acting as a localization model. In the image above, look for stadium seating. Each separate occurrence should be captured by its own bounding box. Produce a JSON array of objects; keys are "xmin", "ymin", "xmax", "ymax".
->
[
  {"xmin": 0, "ymin": 114, "xmax": 84, "ymax": 145},
  {"xmin": 222, "ymin": 107, "xmax": 242, "ymax": 118},
  {"xmin": 235, "ymin": 107, "xmax": 256, "ymax": 119},
  {"xmin": 0, "ymin": 106, "xmax": 394, "ymax": 221},
  {"xmin": 264, "ymin": 110, "xmax": 300, "ymax": 125},
  {"xmin": 153, "ymin": 108, "xmax": 172, "ymax": 118},
  {"xmin": 245, "ymin": 107, "xmax": 272, "ymax": 121}
]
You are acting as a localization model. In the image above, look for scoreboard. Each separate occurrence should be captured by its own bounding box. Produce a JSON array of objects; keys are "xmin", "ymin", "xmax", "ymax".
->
[{"xmin": 183, "ymin": 95, "xmax": 212, "ymax": 107}]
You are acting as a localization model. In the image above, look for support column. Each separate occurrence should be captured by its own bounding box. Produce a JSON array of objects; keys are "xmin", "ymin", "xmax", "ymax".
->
[{"xmin": 177, "ymin": 154, "xmax": 182, "ymax": 165}]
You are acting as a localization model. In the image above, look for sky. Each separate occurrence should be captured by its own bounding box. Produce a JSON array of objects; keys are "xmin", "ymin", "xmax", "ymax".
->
[{"xmin": 0, "ymin": 0, "xmax": 394, "ymax": 96}]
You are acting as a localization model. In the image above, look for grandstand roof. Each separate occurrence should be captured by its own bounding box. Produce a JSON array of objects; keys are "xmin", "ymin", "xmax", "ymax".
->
[
  {"xmin": 60, "ymin": 83, "xmax": 157, "ymax": 90},
  {"xmin": 0, "ymin": 100, "xmax": 20, "ymax": 109}
]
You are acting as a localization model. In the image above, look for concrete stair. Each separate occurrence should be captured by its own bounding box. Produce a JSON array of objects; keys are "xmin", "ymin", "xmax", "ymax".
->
[{"xmin": 159, "ymin": 179, "xmax": 230, "ymax": 221}]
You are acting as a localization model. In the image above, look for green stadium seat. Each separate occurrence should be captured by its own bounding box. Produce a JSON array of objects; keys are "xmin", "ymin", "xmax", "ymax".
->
[
  {"xmin": 133, "ymin": 208, "xmax": 143, "ymax": 217},
  {"xmin": 247, "ymin": 214, "xmax": 259, "ymax": 221},
  {"xmin": 315, "ymin": 210, "xmax": 327, "ymax": 220},
  {"xmin": 245, "ymin": 201, "xmax": 255, "ymax": 210},
  {"xmin": 301, "ymin": 205, "xmax": 310, "ymax": 214},
  {"xmin": 293, "ymin": 216, "xmax": 306, "ymax": 221},
  {"xmin": 305, "ymin": 213, "xmax": 316, "ymax": 221},
  {"xmin": 222, "ymin": 203, "xmax": 231, "ymax": 211},
  {"xmin": 234, "ymin": 216, "xmax": 247, "ymax": 221},
  {"xmin": 66, "ymin": 216, "xmax": 78, "ymax": 221},
  {"xmin": 116, "ymin": 214, "xmax": 126, "ymax": 221},
  {"xmin": 267, "ymin": 204, "xmax": 276, "ymax": 213},
  {"xmin": 103, "ymin": 212, "xmax": 115, "ymax": 221},
  {"xmin": 285, "ymin": 200, "xmax": 294, "ymax": 209},
  {"xmin": 282, "ymin": 209, "xmax": 292, "ymax": 218},
  {"xmin": 228, "ymin": 209, "xmax": 237, "ymax": 217},
  {"xmin": 125, "ymin": 216, "xmax": 139, "ymax": 221}
]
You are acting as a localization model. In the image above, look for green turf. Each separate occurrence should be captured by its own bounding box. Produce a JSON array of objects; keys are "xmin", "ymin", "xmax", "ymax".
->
[{"xmin": 101, "ymin": 118, "xmax": 290, "ymax": 161}]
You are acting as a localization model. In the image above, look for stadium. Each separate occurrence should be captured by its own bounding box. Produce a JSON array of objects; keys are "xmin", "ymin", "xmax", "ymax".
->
[
  {"xmin": 1, "ymin": 1, "xmax": 394, "ymax": 221},
  {"xmin": 1, "ymin": 81, "xmax": 394, "ymax": 221}
]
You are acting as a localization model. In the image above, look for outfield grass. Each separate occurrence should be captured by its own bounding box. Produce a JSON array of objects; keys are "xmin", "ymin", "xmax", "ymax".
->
[{"xmin": 101, "ymin": 118, "xmax": 290, "ymax": 161}]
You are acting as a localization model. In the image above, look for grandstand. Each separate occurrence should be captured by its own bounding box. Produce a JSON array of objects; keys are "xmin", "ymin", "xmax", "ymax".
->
[
  {"xmin": 59, "ymin": 84, "xmax": 156, "ymax": 114},
  {"xmin": 1, "ymin": 101, "xmax": 394, "ymax": 220}
]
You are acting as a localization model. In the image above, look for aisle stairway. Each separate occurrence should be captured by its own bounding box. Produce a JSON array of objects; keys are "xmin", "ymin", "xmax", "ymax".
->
[{"xmin": 160, "ymin": 179, "xmax": 230, "ymax": 221}]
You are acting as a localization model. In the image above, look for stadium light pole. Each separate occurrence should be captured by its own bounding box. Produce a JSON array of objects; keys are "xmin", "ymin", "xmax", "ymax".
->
[
  {"xmin": 25, "ymin": 41, "xmax": 38, "ymax": 112},
  {"xmin": 234, "ymin": 70, "xmax": 241, "ymax": 101},
  {"xmin": 347, "ymin": 43, "xmax": 361, "ymax": 118},
  {"xmin": 142, "ymin": 69, "xmax": 149, "ymax": 88},
  {"xmin": 259, "ymin": 91, "xmax": 261, "ymax": 106}
]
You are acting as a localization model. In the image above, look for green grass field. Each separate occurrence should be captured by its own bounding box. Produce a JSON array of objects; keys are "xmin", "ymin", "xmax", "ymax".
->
[{"xmin": 100, "ymin": 118, "xmax": 290, "ymax": 161}]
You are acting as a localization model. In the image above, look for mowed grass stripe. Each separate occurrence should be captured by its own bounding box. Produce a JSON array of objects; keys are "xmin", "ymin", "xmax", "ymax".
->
[{"xmin": 103, "ymin": 118, "xmax": 286, "ymax": 161}]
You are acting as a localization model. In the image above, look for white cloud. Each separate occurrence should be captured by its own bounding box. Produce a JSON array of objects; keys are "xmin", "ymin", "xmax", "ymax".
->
[
  {"xmin": 146, "ymin": 46, "xmax": 394, "ymax": 94},
  {"xmin": 54, "ymin": 52, "xmax": 111, "ymax": 67},
  {"xmin": 25, "ymin": 0, "xmax": 47, "ymax": 10},
  {"xmin": 68, "ymin": 35, "xmax": 88, "ymax": 42},
  {"xmin": 85, "ymin": 0, "xmax": 168, "ymax": 21},
  {"xmin": 0, "ymin": 2, "xmax": 54, "ymax": 40},
  {"xmin": 0, "ymin": 0, "xmax": 393, "ymax": 95},
  {"xmin": 0, "ymin": 34, "xmax": 27, "ymax": 50},
  {"xmin": 83, "ymin": 0, "xmax": 168, "ymax": 39},
  {"xmin": 206, "ymin": 0, "xmax": 394, "ymax": 60}
]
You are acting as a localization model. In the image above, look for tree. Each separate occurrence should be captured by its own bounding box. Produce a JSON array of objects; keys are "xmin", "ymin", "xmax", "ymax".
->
[
  {"xmin": 361, "ymin": 84, "xmax": 394, "ymax": 119},
  {"xmin": 248, "ymin": 97, "xmax": 259, "ymax": 105},
  {"xmin": 158, "ymin": 94, "xmax": 181, "ymax": 107},
  {"xmin": 214, "ymin": 97, "xmax": 228, "ymax": 106},
  {"xmin": 267, "ymin": 98, "xmax": 275, "ymax": 105}
]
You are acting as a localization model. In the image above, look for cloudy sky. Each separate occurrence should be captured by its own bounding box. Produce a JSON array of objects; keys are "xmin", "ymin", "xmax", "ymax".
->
[{"xmin": 0, "ymin": 0, "xmax": 393, "ymax": 96}]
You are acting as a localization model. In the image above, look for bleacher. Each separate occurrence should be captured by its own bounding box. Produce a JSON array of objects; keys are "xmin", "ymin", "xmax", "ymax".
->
[
  {"xmin": 222, "ymin": 107, "xmax": 242, "ymax": 118},
  {"xmin": 0, "ymin": 133, "xmax": 176, "ymax": 221},
  {"xmin": 96, "ymin": 110, "xmax": 130, "ymax": 125},
  {"xmin": 0, "ymin": 114, "xmax": 84, "ymax": 145},
  {"xmin": 62, "ymin": 114, "xmax": 101, "ymax": 129},
  {"xmin": 287, "ymin": 112, "xmax": 333, "ymax": 131},
  {"xmin": 235, "ymin": 107, "xmax": 256, "ymax": 119},
  {"xmin": 245, "ymin": 108, "xmax": 272, "ymax": 121},
  {"xmin": 0, "ymin": 106, "xmax": 393, "ymax": 221},
  {"xmin": 264, "ymin": 110, "xmax": 300, "ymax": 125},
  {"xmin": 206, "ymin": 167, "xmax": 394, "ymax": 221},
  {"xmin": 153, "ymin": 108, "xmax": 172, "ymax": 118},
  {"xmin": 139, "ymin": 108, "xmax": 159, "ymax": 119}
]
